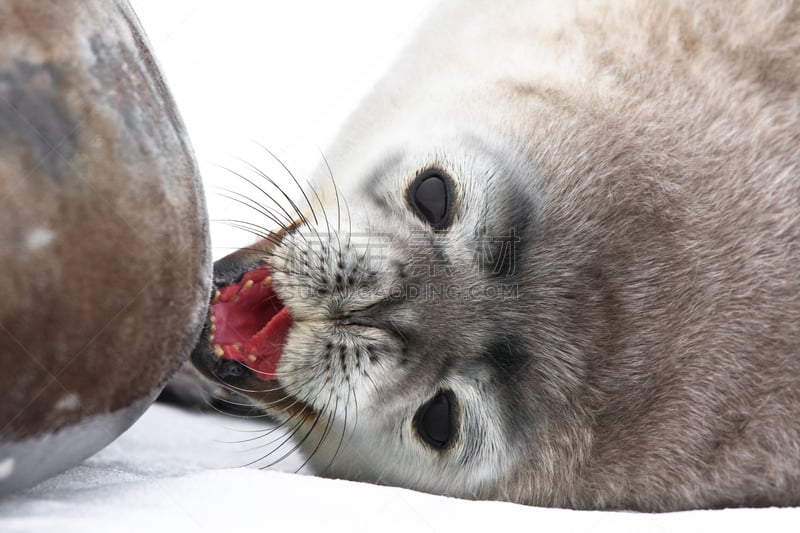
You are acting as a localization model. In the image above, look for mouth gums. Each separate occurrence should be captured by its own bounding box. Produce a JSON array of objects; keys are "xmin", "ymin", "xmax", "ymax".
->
[{"xmin": 208, "ymin": 264, "xmax": 292, "ymax": 380}]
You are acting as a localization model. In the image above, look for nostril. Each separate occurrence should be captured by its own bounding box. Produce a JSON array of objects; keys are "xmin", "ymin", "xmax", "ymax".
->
[{"xmin": 217, "ymin": 359, "xmax": 251, "ymax": 382}]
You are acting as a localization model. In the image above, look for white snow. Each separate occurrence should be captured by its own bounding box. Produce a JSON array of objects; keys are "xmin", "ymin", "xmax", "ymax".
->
[{"xmin": 0, "ymin": 405, "xmax": 798, "ymax": 532}]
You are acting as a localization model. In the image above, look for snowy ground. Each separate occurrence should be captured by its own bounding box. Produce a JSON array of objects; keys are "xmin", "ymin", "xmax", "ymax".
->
[
  {"xmin": 3, "ymin": 404, "xmax": 799, "ymax": 532},
  {"xmin": 2, "ymin": 1, "xmax": 799, "ymax": 531}
]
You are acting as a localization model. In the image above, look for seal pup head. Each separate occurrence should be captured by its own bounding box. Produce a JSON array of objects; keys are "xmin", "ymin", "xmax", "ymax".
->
[{"xmin": 192, "ymin": 129, "xmax": 548, "ymax": 498}]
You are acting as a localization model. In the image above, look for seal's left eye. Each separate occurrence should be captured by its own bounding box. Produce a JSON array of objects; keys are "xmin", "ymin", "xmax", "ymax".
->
[
  {"xmin": 407, "ymin": 170, "xmax": 453, "ymax": 229},
  {"xmin": 413, "ymin": 390, "xmax": 456, "ymax": 450}
]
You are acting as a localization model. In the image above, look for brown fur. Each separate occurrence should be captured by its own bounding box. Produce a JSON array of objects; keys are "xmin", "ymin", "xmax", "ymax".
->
[
  {"xmin": 490, "ymin": 0, "xmax": 800, "ymax": 510},
  {"xmin": 0, "ymin": 0, "xmax": 210, "ymax": 494}
]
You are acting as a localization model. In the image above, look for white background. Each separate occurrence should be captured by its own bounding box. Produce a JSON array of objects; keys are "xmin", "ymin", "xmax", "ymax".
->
[{"xmin": 130, "ymin": 0, "xmax": 436, "ymax": 260}]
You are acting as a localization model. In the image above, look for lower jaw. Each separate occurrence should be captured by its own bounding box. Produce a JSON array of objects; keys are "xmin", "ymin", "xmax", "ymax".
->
[{"xmin": 190, "ymin": 334, "xmax": 317, "ymax": 420}]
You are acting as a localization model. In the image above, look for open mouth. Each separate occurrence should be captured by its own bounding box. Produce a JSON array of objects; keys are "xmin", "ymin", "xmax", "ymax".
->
[{"xmin": 208, "ymin": 264, "xmax": 292, "ymax": 381}]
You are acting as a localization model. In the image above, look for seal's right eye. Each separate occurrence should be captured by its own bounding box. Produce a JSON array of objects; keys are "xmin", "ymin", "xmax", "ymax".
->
[
  {"xmin": 407, "ymin": 169, "xmax": 454, "ymax": 229},
  {"xmin": 413, "ymin": 390, "xmax": 457, "ymax": 450}
]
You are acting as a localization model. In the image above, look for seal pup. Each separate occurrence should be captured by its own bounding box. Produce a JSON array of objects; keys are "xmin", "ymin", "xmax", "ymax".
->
[{"xmin": 191, "ymin": 0, "xmax": 800, "ymax": 511}]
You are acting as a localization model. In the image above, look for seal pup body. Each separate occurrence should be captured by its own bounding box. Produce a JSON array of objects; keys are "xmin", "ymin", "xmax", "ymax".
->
[{"xmin": 192, "ymin": 0, "xmax": 800, "ymax": 511}]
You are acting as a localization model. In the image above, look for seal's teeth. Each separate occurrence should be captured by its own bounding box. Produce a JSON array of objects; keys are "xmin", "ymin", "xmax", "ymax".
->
[
  {"xmin": 233, "ymin": 342, "xmax": 242, "ymax": 350},
  {"xmin": 213, "ymin": 344, "xmax": 224, "ymax": 357},
  {"xmin": 212, "ymin": 290, "xmax": 221, "ymax": 303},
  {"xmin": 247, "ymin": 354, "xmax": 258, "ymax": 362},
  {"xmin": 209, "ymin": 333, "xmax": 215, "ymax": 343},
  {"xmin": 210, "ymin": 315, "xmax": 216, "ymax": 323},
  {"xmin": 241, "ymin": 279, "xmax": 254, "ymax": 292},
  {"xmin": 262, "ymin": 276, "xmax": 272, "ymax": 287},
  {"xmin": 231, "ymin": 294, "xmax": 240, "ymax": 303}
]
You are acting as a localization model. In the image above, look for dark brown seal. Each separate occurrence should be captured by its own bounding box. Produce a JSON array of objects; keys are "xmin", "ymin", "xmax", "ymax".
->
[{"xmin": 0, "ymin": 0, "xmax": 210, "ymax": 495}]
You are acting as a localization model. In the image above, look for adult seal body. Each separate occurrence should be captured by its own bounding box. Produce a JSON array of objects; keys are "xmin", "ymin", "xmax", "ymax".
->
[
  {"xmin": 191, "ymin": 0, "xmax": 800, "ymax": 511},
  {"xmin": 0, "ymin": 0, "xmax": 211, "ymax": 495}
]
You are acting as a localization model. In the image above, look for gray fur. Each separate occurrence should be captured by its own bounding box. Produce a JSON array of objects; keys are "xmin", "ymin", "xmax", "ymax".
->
[{"xmin": 207, "ymin": 0, "xmax": 800, "ymax": 511}]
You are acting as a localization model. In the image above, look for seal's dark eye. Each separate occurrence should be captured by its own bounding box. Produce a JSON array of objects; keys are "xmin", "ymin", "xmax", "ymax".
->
[
  {"xmin": 407, "ymin": 170, "xmax": 453, "ymax": 229},
  {"xmin": 413, "ymin": 390, "xmax": 456, "ymax": 449}
]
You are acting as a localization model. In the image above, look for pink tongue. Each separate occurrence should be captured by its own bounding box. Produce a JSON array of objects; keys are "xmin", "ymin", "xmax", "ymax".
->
[
  {"xmin": 209, "ymin": 263, "xmax": 293, "ymax": 381},
  {"xmin": 246, "ymin": 307, "xmax": 293, "ymax": 378}
]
